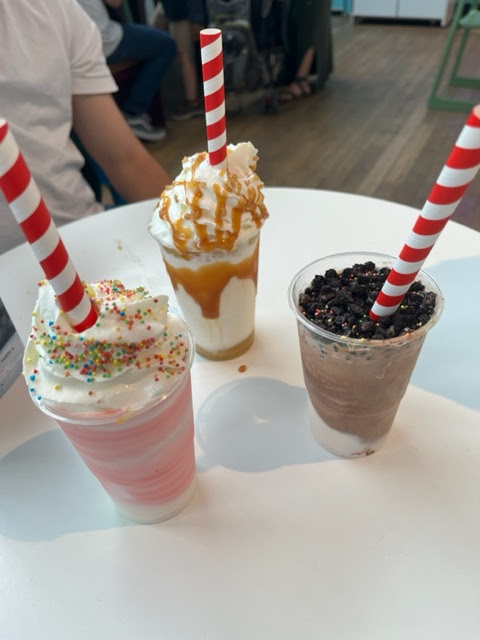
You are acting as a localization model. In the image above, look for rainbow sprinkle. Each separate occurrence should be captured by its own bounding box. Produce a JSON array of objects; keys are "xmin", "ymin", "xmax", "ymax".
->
[{"xmin": 27, "ymin": 280, "xmax": 189, "ymax": 398}]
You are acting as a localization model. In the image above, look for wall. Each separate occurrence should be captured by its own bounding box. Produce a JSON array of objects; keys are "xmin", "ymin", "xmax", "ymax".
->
[{"xmin": 331, "ymin": 0, "xmax": 352, "ymax": 12}]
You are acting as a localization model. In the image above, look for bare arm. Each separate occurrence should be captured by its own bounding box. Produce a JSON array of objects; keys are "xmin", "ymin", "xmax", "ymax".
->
[{"xmin": 72, "ymin": 93, "xmax": 171, "ymax": 202}]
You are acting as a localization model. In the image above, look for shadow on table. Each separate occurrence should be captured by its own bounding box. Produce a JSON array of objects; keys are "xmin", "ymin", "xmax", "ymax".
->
[
  {"xmin": 0, "ymin": 377, "xmax": 331, "ymax": 541},
  {"xmin": 412, "ymin": 256, "xmax": 480, "ymax": 411},
  {"xmin": 0, "ymin": 430, "xmax": 129, "ymax": 542},
  {"xmin": 195, "ymin": 377, "xmax": 336, "ymax": 473}
]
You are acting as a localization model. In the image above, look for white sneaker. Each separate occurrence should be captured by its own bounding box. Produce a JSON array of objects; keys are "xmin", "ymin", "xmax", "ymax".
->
[{"xmin": 124, "ymin": 112, "xmax": 166, "ymax": 142}]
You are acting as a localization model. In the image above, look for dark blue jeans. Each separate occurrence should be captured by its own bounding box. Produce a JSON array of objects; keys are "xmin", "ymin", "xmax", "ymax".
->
[{"xmin": 107, "ymin": 23, "xmax": 177, "ymax": 115}]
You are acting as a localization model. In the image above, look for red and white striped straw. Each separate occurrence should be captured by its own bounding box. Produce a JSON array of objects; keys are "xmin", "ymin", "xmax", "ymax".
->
[
  {"xmin": 370, "ymin": 105, "xmax": 480, "ymax": 321},
  {"xmin": 0, "ymin": 119, "xmax": 98, "ymax": 332},
  {"xmin": 200, "ymin": 28, "xmax": 227, "ymax": 169}
]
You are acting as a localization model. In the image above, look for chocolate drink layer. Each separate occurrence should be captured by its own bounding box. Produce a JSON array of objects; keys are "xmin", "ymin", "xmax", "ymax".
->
[{"xmin": 298, "ymin": 324, "xmax": 427, "ymax": 440}]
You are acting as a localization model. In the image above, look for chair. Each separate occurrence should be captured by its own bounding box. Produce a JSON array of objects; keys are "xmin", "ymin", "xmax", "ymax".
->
[
  {"xmin": 428, "ymin": 0, "xmax": 480, "ymax": 112},
  {"xmin": 71, "ymin": 131, "xmax": 126, "ymax": 208}
]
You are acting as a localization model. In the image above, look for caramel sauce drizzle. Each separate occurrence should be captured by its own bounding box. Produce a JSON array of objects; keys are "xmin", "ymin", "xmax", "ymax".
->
[
  {"xmin": 164, "ymin": 243, "xmax": 259, "ymax": 319},
  {"xmin": 157, "ymin": 151, "xmax": 268, "ymax": 255}
]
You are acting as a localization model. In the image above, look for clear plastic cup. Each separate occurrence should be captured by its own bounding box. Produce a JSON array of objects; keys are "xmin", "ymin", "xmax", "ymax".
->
[
  {"xmin": 158, "ymin": 232, "xmax": 260, "ymax": 360},
  {"xmin": 288, "ymin": 252, "xmax": 444, "ymax": 458},
  {"xmin": 34, "ymin": 318, "xmax": 196, "ymax": 523}
]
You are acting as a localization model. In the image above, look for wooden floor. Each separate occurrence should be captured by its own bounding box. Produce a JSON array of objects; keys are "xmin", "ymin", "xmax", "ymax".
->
[{"xmin": 148, "ymin": 15, "xmax": 480, "ymax": 233}]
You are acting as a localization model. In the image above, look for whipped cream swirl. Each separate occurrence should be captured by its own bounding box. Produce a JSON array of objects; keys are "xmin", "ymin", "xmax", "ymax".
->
[
  {"xmin": 24, "ymin": 280, "xmax": 192, "ymax": 413},
  {"xmin": 149, "ymin": 142, "xmax": 269, "ymax": 254}
]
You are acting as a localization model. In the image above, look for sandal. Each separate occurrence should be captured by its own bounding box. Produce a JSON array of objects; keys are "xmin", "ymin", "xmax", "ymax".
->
[
  {"xmin": 277, "ymin": 77, "xmax": 312, "ymax": 102},
  {"xmin": 277, "ymin": 88, "xmax": 297, "ymax": 103},
  {"xmin": 294, "ymin": 76, "xmax": 312, "ymax": 96}
]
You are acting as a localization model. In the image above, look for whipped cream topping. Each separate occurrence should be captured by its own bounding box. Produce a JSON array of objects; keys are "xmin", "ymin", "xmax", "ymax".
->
[
  {"xmin": 24, "ymin": 280, "xmax": 192, "ymax": 413},
  {"xmin": 148, "ymin": 142, "xmax": 269, "ymax": 254}
]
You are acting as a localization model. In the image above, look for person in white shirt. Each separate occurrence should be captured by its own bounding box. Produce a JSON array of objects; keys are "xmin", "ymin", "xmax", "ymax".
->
[
  {"xmin": 77, "ymin": 0, "xmax": 177, "ymax": 141},
  {"xmin": 0, "ymin": 0, "xmax": 171, "ymax": 255}
]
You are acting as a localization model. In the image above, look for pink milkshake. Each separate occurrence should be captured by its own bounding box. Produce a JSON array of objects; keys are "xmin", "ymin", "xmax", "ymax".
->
[{"xmin": 24, "ymin": 279, "xmax": 196, "ymax": 523}]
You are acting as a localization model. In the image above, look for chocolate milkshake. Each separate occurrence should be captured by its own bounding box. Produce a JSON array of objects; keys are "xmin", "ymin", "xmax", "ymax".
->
[{"xmin": 289, "ymin": 253, "xmax": 444, "ymax": 457}]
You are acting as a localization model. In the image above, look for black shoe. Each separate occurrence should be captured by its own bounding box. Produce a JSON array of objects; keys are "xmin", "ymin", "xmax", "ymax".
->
[
  {"xmin": 171, "ymin": 101, "xmax": 204, "ymax": 121},
  {"xmin": 124, "ymin": 112, "xmax": 166, "ymax": 142}
]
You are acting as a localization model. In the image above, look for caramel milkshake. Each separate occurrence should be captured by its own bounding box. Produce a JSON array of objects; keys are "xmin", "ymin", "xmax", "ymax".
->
[{"xmin": 148, "ymin": 142, "xmax": 269, "ymax": 360}]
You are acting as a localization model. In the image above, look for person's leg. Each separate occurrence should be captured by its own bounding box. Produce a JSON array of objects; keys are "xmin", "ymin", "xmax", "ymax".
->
[
  {"xmin": 278, "ymin": 46, "xmax": 315, "ymax": 101},
  {"xmin": 161, "ymin": 0, "xmax": 189, "ymax": 22},
  {"xmin": 168, "ymin": 20, "xmax": 204, "ymax": 120},
  {"xmin": 107, "ymin": 23, "xmax": 177, "ymax": 115},
  {"xmin": 170, "ymin": 20, "xmax": 198, "ymax": 103},
  {"xmin": 276, "ymin": 0, "xmax": 316, "ymax": 100},
  {"xmin": 294, "ymin": 46, "xmax": 315, "ymax": 93}
]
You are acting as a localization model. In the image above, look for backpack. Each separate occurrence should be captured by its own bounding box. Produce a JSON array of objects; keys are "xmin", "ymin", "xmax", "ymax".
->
[{"xmin": 205, "ymin": 0, "xmax": 264, "ymax": 93}]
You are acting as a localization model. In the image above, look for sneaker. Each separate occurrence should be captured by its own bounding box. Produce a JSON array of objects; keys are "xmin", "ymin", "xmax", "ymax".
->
[
  {"xmin": 171, "ymin": 101, "xmax": 204, "ymax": 121},
  {"xmin": 124, "ymin": 112, "xmax": 166, "ymax": 142}
]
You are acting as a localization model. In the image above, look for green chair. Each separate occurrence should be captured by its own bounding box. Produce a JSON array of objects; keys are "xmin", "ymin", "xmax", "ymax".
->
[{"xmin": 428, "ymin": 0, "xmax": 480, "ymax": 112}]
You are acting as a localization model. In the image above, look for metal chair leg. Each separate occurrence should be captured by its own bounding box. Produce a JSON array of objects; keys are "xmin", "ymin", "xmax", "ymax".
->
[
  {"xmin": 449, "ymin": 28, "xmax": 471, "ymax": 86},
  {"xmin": 428, "ymin": 0, "xmax": 480, "ymax": 112}
]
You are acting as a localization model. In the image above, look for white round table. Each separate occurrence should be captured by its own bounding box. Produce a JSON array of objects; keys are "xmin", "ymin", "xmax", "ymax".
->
[{"xmin": 1, "ymin": 188, "xmax": 479, "ymax": 640}]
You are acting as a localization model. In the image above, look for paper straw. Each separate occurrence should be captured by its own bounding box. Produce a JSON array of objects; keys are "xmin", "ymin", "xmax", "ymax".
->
[
  {"xmin": 200, "ymin": 28, "xmax": 227, "ymax": 169},
  {"xmin": 0, "ymin": 119, "xmax": 98, "ymax": 332},
  {"xmin": 370, "ymin": 105, "xmax": 480, "ymax": 321}
]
